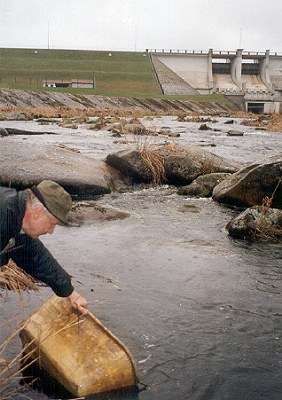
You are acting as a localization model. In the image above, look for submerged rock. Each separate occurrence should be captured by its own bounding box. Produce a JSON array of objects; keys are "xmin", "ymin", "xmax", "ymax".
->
[
  {"xmin": 178, "ymin": 172, "xmax": 231, "ymax": 197},
  {"xmin": 199, "ymin": 123, "xmax": 210, "ymax": 131},
  {"xmin": 226, "ymin": 130, "xmax": 244, "ymax": 136},
  {"xmin": 3, "ymin": 127, "xmax": 58, "ymax": 135},
  {"xmin": 123, "ymin": 123, "xmax": 147, "ymax": 135},
  {"xmin": 68, "ymin": 202, "xmax": 132, "ymax": 226},
  {"xmin": 158, "ymin": 128, "xmax": 180, "ymax": 137},
  {"xmin": 0, "ymin": 127, "xmax": 9, "ymax": 137}
]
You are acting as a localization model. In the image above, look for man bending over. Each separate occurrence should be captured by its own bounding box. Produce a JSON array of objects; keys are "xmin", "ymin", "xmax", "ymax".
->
[{"xmin": 0, "ymin": 180, "xmax": 88, "ymax": 314}]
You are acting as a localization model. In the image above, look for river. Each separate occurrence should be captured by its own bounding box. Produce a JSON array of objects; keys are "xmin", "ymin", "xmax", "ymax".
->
[{"xmin": 0, "ymin": 115, "xmax": 281, "ymax": 400}]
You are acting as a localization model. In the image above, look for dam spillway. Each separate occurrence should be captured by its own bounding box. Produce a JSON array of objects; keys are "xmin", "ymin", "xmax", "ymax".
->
[{"xmin": 150, "ymin": 49, "xmax": 282, "ymax": 113}]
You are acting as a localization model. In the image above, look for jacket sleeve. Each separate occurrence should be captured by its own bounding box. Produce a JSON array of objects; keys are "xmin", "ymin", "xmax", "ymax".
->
[{"xmin": 9, "ymin": 233, "xmax": 74, "ymax": 297}]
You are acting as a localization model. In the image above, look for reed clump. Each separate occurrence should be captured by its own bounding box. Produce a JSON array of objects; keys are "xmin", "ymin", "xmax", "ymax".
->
[
  {"xmin": 0, "ymin": 260, "xmax": 39, "ymax": 294},
  {"xmin": 0, "ymin": 105, "xmax": 166, "ymax": 120},
  {"xmin": 129, "ymin": 131, "xmax": 166, "ymax": 186},
  {"xmin": 0, "ymin": 320, "xmax": 39, "ymax": 400},
  {"xmin": 254, "ymin": 179, "xmax": 282, "ymax": 240},
  {"xmin": 0, "ymin": 260, "xmax": 40, "ymax": 399},
  {"xmin": 241, "ymin": 113, "xmax": 282, "ymax": 132},
  {"xmin": 140, "ymin": 148, "xmax": 166, "ymax": 186}
]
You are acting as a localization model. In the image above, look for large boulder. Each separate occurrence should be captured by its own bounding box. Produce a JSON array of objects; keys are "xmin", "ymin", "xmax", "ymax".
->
[
  {"xmin": 226, "ymin": 206, "xmax": 282, "ymax": 240},
  {"xmin": 157, "ymin": 144, "xmax": 240, "ymax": 185},
  {"xmin": 106, "ymin": 149, "xmax": 153, "ymax": 183},
  {"xmin": 212, "ymin": 155, "xmax": 282, "ymax": 209},
  {"xmin": 106, "ymin": 144, "xmax": 241, "ymax": 186},
  {"xmin": 0, "ymin": 139, "xmax": 127, "ymax": 198}
]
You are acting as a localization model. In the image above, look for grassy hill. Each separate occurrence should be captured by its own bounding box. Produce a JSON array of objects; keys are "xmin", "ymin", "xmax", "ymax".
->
[
  {"xmin": 0, "ymin": 48, "xmax": 227, "ymax": 103},
  {"xmin": 0, "ymin": 48, "xmax": 161, "ymax": 97}
]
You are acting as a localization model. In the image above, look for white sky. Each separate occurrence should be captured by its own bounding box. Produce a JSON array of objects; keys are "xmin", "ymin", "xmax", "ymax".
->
[{"xmin": 1, "ymin": 0, "xmax": 282, "ymax": 53}]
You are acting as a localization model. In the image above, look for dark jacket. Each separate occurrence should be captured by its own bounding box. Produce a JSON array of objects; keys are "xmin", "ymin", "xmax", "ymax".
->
[{"xmin": 0, "ymin": 186, "xmax": 74, "ymax": 297}]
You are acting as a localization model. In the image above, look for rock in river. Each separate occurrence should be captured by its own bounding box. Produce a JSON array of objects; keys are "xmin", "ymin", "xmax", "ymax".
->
[
  {"xmin": 106, "ymin": 144, "xmax": 241, "ymax": 186},
  {"xmin": 178, "ymin": 172, "xmax": 231, "ymax": 197},
  {"xmin": 226, "ymin": 206, "xmax": 282, "ymax": 240},
  {"xmin": 212, "ymin": 155, "xmax": 282, "ymax": 209},
  {"xmin": 0, "ymin": 139, "xmax": 125, "ymax": 198}
]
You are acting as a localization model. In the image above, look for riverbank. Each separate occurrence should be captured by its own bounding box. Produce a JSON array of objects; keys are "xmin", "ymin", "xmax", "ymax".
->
[
  {"xmin": 0, "ymin": 89, "xmax": 237, "ymax": 115},
  {"xmin": 1, "ymin": 89, "xmax": 282, "ymax": 133}
]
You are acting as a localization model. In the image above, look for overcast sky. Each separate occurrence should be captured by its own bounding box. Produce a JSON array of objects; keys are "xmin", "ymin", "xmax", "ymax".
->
[{"xmin": 1, "ymin": 0, "xmax": 282, "ymax": 53}]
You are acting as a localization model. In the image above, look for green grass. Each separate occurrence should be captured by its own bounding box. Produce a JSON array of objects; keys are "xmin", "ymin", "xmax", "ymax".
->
[
  {"xmin": 0, "ymin": 48, "xmax": 229, "ymax": 103},
  {"xmin": 0, "ymin": 48, "xmax": 160, "ymax": 97}
]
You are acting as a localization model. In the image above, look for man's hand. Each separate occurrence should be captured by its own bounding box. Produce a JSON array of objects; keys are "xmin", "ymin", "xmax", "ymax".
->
[{"xmin": 68, "ymin": 290, "xmax": 88, "ymax": 315}]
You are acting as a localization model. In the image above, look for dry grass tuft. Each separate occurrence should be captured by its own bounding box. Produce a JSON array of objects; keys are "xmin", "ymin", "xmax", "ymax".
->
[
  {"xmin": 0, "ymin": 105, "xmax": 167, "ymax": 120},
  {"xmin": 140, "ymin": 148, "xmax": 166, "ymax": 186},
  {"xmin": 0, "ymin": 105, "xmax": 259, "ymax": 121},
  {"xmin": 0, "ymin": 318, "xmax": 39, "ymax": 400},
  {"xmin": 266, "ymin": 114, "xmax": 282, "ymax": 132},
  {"xmin": 0, "ymin": 260, "xmax": 40, "ymax": 398},
  {"xmin": 199, "ymin": 159, "xmax": 219, "ymax": 175},
  {"xmin": 127, "ymin": 132, "xmax": 166, "ymax": 186},
  {"xmin": 163, "ymin": 142, "xmax": 179, "ymax": 153},
  {"xmin": 254, "ymin": 179, "xmax": 282, "ymax": 240},
  {"xmin": 241, "ymin": 113, "xmax": 282, "ymax": 132},
  {"xmin": 0, "ymin": 260, "xmax": 39, "ymax": 295}
]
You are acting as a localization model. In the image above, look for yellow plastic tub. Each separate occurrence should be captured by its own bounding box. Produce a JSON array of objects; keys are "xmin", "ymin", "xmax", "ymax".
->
[{"xmin": 20, "ymin": 295, "xmax": 139, "ymax": 397}]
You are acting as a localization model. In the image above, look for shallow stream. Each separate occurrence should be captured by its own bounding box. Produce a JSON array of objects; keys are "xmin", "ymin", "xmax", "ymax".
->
[{"xmin": 0, "ymin": 116, "xmax": 281, "ymax": 399}]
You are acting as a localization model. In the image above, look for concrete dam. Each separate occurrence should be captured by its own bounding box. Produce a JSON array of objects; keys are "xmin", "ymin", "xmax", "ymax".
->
[{"xmin": 150, "ymin": 49, "xmax": 282, "ymax": 113}]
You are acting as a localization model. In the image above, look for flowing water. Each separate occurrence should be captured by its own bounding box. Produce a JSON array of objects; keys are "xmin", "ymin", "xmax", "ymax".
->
[{"xmin": 0, "ymin": 116, "xmax": 281, "ymax": 400}]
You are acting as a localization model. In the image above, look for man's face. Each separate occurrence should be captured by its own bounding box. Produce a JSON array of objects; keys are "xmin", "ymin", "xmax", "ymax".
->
[{"xmin": 23, "ymin": 206, "xmax": 60, "ymax": 239}]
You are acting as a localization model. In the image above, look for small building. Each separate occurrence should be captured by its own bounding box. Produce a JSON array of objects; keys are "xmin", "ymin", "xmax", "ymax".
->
[
  {"xmin": 43, "ymin": 79, "xmax": 94, "ymax": 88},
  {"xmin": 43, "ymin": 80, "xmax": 72, "ymax": 88}
]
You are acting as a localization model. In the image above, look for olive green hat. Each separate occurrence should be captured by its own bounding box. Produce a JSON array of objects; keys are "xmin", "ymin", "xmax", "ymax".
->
[{"xmin": 31, "ymin": 180, "xmax": 72, "ymax": 225}]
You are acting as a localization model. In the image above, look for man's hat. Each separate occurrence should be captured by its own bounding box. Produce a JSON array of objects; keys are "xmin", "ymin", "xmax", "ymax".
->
[{"xmin": 31, "ymin": 180, "xmax": 72, "ymax": 225}]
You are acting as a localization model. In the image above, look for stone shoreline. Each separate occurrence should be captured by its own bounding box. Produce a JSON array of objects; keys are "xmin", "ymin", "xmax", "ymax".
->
[{"xmin": 0, "ymin": 88, "xmax": 238, "ymax": 114}]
